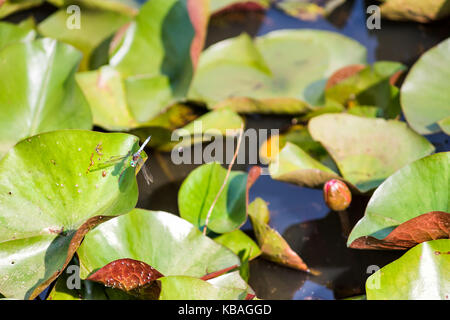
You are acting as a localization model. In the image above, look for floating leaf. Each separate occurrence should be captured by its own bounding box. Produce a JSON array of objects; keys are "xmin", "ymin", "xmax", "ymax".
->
[
  {"xmin": 0, "ymin": 130, "xmax": 140, "ymax": 299},
  {"xmin": 248, "ymin": 198, "xmax": 314, "ymax": 273},
  {"xmin": 0, "ymin": 21, "xmax": 36, "ymax": 50},
  {"xmin": 366, "ymin": 240, "xmax": 450, "ymax": 300},
  {"xmin": 158, "ymin": 274, "xmax": 248, "ymax": 300},
  {"xmin": 87, "ymin": 258, "xmax": 163, "ymax": 299},
  {"xmin": 275, "ymin": 0, "xmax": 346, "ymax": 21},
  {"xmin": 178, "ymin": 162, "xmax": 248, "ymax": 234},
  {"xmin": 0, "ymin": 39, "xmax": 92, "ymax": 158},
  {"xmin": 401, "ymin": 38, "xmax": 450, "ymax": 135},
  {"xmin": 325, "ymin": 61, "xmax": 406, "ymax": 118},
  {"xmin": 308, "ymin": 114, "xmax": 435, "ymax": 192},
  {"xmin": 214, "ymin": 230, "xmax": 262, "ymax": 260},
  {"xmin": 348, "ymin": 152, "xmax": 450, "ymax": 247},
  {"xmin": 380, "ymin": 0, "xmax": 450, "ymax": 23},
  {"xmin": 189, "ymin": 30, "xmax": 367, "ymax": 111},
  {"xmin": 269, "ymin": 142, "xmax": 340, "ymax": 189},
  {"xmin": 38, "ymin": 8, "xmax": 131, "ymax": 70},
  {"xmin": 77, "ymin": 209, "xmax": 241, "ymax": 279},
  {"xmin": 350, "ymin": 212, "xmax": 449, "ymax": 250}
]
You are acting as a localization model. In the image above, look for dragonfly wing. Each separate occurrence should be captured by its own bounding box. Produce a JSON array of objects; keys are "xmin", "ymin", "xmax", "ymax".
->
[{"xmin": 137, "ymin": 158, "xmax": 153, "ymax": 184}]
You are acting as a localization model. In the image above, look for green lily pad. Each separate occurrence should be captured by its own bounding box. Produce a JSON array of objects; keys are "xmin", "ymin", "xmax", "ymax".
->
[
  {"xmin": 159, "ymin": 273, "xmax": 248, "ymax": 300},
  {"xmin": 366, "ymin": 240, "xmax": 450, "ymax": 300},
  {"xmin": 38, "ymin": 8, "xmax": 131, "ymax": 71},
  {"xmin": 0, "ymin": 21, "xmax": 36, "ymax": 50},
  {"xmin": 308, "ymin": 114, "xmax": 435, "ymax": 192},
  {"xmin": 401, "ymin": 38, "xmax": 450, "ymax": 135},
  {"xmin": 325, "ymin": 61, "xmax": 406, "ymax": 119},
  {"xmin": 0, "ymin": 130, "xmax": 141, "ymax": 299},
  {"xmin": 0, "ymin": 38, "xmax": 92, "ymax": 158},
  {"xmin": 214, "ymin": 230, "xmax": 262, "ymax": 260},
  {"xmin": 77, "ymin": 209, "xmax": 241, "ymax": 279},
  {"xmin": 380, "ymin": 0, "xmax": 450, "ymax": 23},
  {"xmin": 248, "ymin": 198, "xmax": 313, "ymax": 273},
  {"xmin": 348, "ymin": 152, "xmax": 450, "ymax": 246},
  {"xmin": 439, "ymin": 117, "xmax": 450, "ymax": 135},
  {"xmin": 189, "ymin": 30, "xmax": 367, "ymax": 111},
  {"xmin": 269, "ymin": 142, "xmax": 340, "ymax": 189},
  {"xmin": 178, "ymin": 162, "xmax": 248, "ymax": 234}
]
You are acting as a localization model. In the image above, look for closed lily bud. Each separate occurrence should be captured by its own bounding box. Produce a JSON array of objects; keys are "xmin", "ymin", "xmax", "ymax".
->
[{"xmin": 323, "ymin": 179, "xmax": 352, "ymax": 211}]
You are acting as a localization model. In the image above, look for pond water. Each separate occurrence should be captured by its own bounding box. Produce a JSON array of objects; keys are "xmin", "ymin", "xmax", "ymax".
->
[{"xmin": 8, "ymin": 0, "xmax": 449, "ymax": 300}]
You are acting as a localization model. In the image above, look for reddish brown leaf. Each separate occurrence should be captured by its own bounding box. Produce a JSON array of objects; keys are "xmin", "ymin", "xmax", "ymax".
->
[
  {"xmin": 350, "ymin": 211, "xmax": 450, "ymax": 250},
  {"xmin": 87, "ymin": 258, "xmax": 164, "ymax": 292}
]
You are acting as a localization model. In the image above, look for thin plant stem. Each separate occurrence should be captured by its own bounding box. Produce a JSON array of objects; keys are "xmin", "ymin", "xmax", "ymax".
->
[{"xmin": 202, "ymin": 123, "xmax": 245, "ymax": 235}]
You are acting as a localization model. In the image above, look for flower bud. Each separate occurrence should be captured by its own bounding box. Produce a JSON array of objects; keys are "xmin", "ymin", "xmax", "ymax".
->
[{"xmin": 323, "ymin": 179, "xmax": 352, "ymax": 211}]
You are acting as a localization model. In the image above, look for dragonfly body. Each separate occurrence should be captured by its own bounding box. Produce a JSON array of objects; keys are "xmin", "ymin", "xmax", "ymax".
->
[{"xmin": 89, "ymin": 136, "xmax": 153, "ymax": 184}]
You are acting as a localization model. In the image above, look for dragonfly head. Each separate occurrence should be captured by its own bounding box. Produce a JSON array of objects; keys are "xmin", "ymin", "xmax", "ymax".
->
[{"xmin": 130, "ymin": 160, "xmax": 137, "ymax": 168}]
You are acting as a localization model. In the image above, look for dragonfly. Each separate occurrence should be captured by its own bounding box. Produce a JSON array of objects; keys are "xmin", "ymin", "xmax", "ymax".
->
[{"xmin": 89, "ymin": 136, "xmax": 153, "ymax": 184}]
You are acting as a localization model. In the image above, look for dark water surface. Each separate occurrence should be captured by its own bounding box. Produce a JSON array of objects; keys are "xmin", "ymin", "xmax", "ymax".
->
[{"xmin": 6, "ymin": 0, "xmax": 449, "ymax": 300}]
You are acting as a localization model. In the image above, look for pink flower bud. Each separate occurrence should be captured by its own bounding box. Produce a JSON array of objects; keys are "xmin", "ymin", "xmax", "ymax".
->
[{"xmin": 323, "ymin": 179, "xmax": 352, "ymax": 211}]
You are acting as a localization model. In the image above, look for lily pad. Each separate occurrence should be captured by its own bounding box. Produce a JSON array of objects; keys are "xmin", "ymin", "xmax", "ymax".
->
[
  {"xmin": 401, "ymin": 38, "xmax": 450, "ymax": 135},
  {"xmin": 348, "ymin": 152, "xmax": 450, "ymax": 247},
  {"xmin": 0, "ymin": 21, "xmax": 36, "ymax": 50},
  {"xmin": 275, "ymin": 0, "xmax": 346, "ymax": 21},
  {"xmin": 38, "ymin": 8, "xmax": 131, "ymax": 70},
  {"xmin": 380, "ymin": 0, "xmax": 450, "ymax": 23},
  {"xmin": 248, "ymin": 198, "xmax": 313, "ymax": 273},
  {"xmin": 77, "ymin": 209, "xmax": 241, "ymax": 279},
  {"xmin": 308, "ymin": 114, "xmax": 435, "ymax": 192},
  {"xmin": 0, "ymin": 39, "xmax": 92, "ymax": 158},
  {"xmin": 214, "ymin": 230, "xmax": 262, "ymax": 261},
  {"xmin": 366, "ymin": 240, "xmax": 450, "ymax": 300},
  {"xmin": 159, "ymin": 273, "xmax": 248, "ymax": 300},
  {"xmin": 189, "ymin": 30, "xmax": 367, "ymax": 111},
  {"xmin": 178, "ymin": 162, "xmax": 248, "ymax": 234},
  {"xmin": 0, "ymin": 130, "xmax": 141, "ymax": 299},
  {"xmin": 269, "ymin": 142, "xmax": 340, "ymax": 189}
]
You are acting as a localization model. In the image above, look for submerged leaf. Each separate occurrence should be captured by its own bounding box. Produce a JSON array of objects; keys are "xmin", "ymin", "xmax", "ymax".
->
[{"xmin": 380, "ymin": 0, "xmax": 450, "ymax": 23}]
